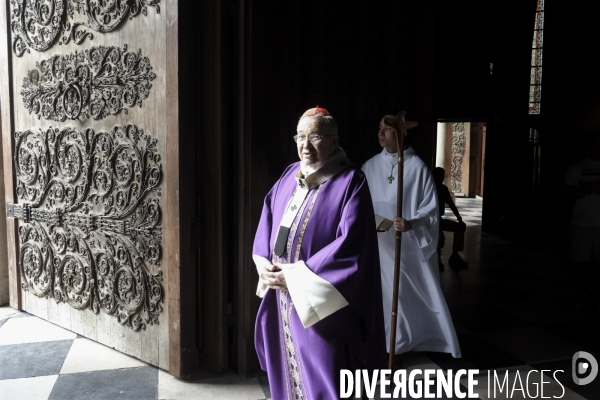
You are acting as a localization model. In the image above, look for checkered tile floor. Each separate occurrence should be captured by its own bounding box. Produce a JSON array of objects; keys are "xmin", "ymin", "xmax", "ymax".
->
[
  {"xmin": 2, "ymin": 196, "xmax": 599, "ymax": 399},
  {"xmin": 0, "ymin": 309, "xmax": 270, "ymax": 400},
  {"xmin": 442, "ymin": 197, "xmax": 483, "ymax": 227}
]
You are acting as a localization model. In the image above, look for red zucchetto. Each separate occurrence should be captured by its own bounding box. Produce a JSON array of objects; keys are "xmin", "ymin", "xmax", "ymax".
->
[{"xmin": 300, "ymin": 106, "xmax": 330, "ymax": 118}]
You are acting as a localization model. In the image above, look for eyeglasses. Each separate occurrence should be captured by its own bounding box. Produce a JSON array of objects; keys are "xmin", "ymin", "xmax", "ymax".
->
[{"xmin": 293, "ymin": 134, "xmax": 337, "ymax": 144}]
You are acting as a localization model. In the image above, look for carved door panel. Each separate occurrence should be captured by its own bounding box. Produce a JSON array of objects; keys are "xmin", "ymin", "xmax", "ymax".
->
[{"xmin": 1, "ymin": 1, "xmax": 184, "ymax": 373}]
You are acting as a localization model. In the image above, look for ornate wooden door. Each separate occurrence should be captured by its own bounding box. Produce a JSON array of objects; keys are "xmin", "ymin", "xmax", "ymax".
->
[{"xmin": 1, "ymin": 0, "xmax": 186, "ymax": 374}]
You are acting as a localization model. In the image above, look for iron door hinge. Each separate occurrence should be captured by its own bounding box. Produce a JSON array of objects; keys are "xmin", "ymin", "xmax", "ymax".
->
[{"xmin": 6, "ymin": 203, "xmax": 30, "ymax": 222}]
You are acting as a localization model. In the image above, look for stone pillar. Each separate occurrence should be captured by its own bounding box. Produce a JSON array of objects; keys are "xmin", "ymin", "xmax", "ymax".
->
[
  {"xmin": 0, "ymin": 110, "xmax": 8, "ymax": 306},
  {"xmin": 469, "ymin": 122, "xmax": 485, "ymax": 198},
  {"xmin": 436, "ymin": 122, "xmax": 453, "ymax": 185},
  {"xmin": 450, "ymin": 122, "xmax": 471, "ymax": 197}
]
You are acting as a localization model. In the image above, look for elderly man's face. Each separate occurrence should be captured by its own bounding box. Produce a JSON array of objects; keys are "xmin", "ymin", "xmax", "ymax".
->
[{"xmin": 296, "ymin": 118, "xmax": 338, "ymax": 167}]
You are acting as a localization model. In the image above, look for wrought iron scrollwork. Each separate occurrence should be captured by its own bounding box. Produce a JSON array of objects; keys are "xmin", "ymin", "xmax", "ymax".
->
[
  {"xmin": 10, "ymin": 0, "xmax": 161, "ymax": 57},
  {"xmin": 12, "ymin": 124, "xmax": 163, "ymax": 331},
  {"xmin": 21, "ymin": 45, "xmax": 156, "ymax": 121}
]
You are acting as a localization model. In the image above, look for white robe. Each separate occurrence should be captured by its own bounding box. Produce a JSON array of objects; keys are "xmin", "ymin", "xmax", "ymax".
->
[{"xmin": 362, "ymin": 147, "xmax": 461, "ymax": 357}]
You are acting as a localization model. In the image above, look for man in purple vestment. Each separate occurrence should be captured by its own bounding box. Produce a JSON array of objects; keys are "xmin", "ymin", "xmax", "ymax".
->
[{"xmin": 253, "ymin": 107, "xmax": 386, "ymax": 399}]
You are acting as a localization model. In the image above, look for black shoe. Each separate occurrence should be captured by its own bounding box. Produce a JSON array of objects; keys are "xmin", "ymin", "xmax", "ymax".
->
[{"xmin": 449, "ymin": 254, "xmax": 468, "ymax": 268}]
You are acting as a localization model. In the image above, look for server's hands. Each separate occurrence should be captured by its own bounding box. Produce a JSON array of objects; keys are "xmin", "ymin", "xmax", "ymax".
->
[{"xmin": 394, "ymin": 217, "xmax": 412, "ymax": 232}]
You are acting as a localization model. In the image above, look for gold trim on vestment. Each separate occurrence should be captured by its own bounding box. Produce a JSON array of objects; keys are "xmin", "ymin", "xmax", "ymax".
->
[
  {"xmin": 294, "ymin": 185, "xmax": 323, "ymax": 263},
  {"xmin": 279, "ymin": 291, "xmax": 292, "ymax": 400},
  {"xmin": 280, "ymin": 291, "xmax": 308, "ymax": 400},
  {"xmin": 273, "ymin": 188, "xmax": 320, "ymax": 400}
]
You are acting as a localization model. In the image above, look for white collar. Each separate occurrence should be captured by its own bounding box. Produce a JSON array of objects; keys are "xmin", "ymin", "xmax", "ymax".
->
[
  {"xmin": 380, "ymin": 146, "xmax": 416, "ymax": 162},
  {"xmin": 300, "ymin": 148, "xmax": 346, "ymax": 177},
  {"xmin": 383, "ymin": 148, "xmax": 398, "ymax": 158}
]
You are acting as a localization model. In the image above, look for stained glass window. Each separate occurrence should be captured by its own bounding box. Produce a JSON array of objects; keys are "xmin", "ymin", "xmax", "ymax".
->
[{"xmin": 529, "ymin": 0, "xmax": 544, "ymax": 114}]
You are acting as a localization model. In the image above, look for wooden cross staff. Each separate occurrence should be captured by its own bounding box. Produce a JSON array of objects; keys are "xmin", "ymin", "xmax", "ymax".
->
[{"xmin": 383, "ymin": 111, "xmax": 417, "ymax": 371}]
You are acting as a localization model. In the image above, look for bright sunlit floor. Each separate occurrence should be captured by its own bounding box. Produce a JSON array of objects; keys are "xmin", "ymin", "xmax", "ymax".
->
[
  {"xmin": 0, "ymin": 308, "xmax": 270, "ymax": 400},
  {"xmin": 1, "ymin": 196, "xmax": 599, "ymax": 399}
]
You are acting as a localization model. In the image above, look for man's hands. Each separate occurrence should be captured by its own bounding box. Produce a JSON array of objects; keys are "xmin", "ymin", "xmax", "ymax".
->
[
  {"xmin": 260, "ymin": 263, "xmax": 288, "ymax": 291},
  {"xmin": 394, "ymin": 217, "xmax": 412, "ymax": 232}
]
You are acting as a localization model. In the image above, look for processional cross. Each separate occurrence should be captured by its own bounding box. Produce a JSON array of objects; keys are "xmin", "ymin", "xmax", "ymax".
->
[{"xmin": 388, "ymin": 163, "xmax": 397, "ymax": 184}]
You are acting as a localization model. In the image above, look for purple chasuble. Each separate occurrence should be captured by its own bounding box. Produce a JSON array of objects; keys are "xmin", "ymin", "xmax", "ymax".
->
[{"xmin": 254, "ymin": 161, "xmax": 386, "ymax": 400}]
